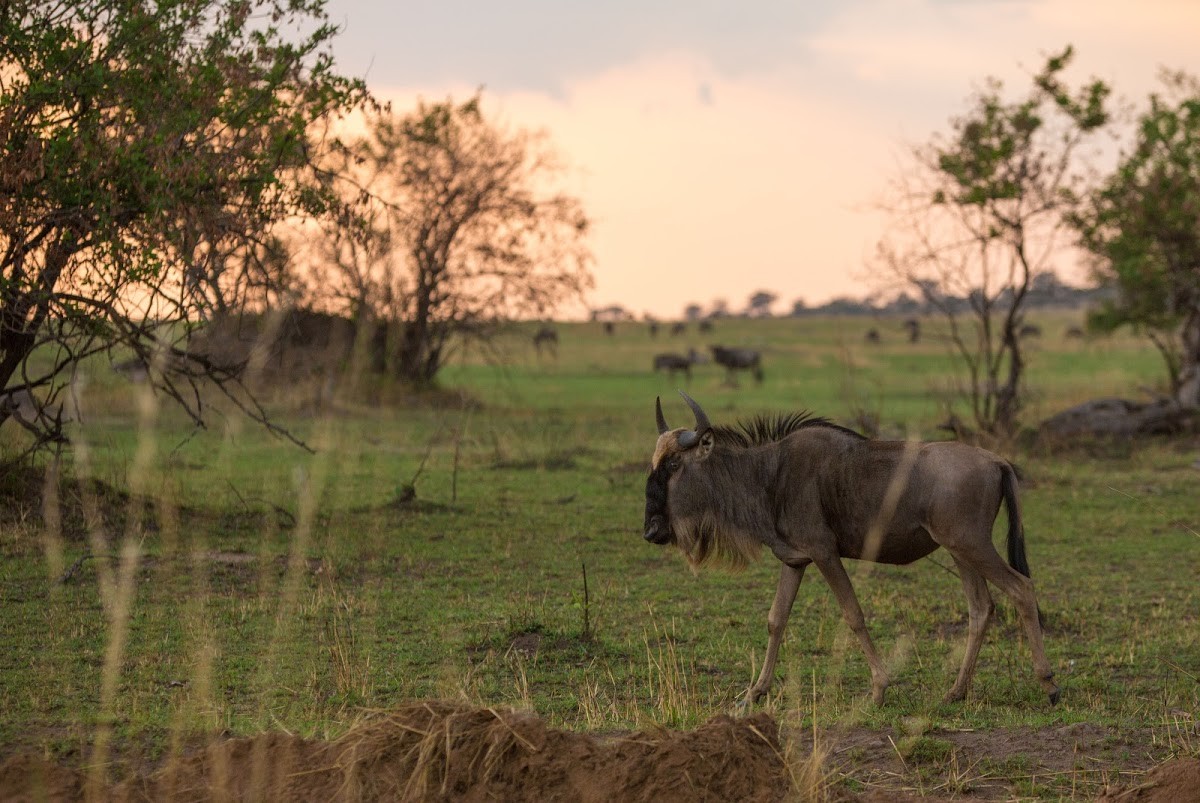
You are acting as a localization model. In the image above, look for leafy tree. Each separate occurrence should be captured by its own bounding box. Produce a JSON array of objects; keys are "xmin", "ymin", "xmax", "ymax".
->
[
  {"xmin": 876, "ymin": 47, "xmax": 1109, "ymax": 435},
  {"xmin": 0, "ymin": 0, "xmax": 367, "ymax": 452},
  {"xmin": 313, "ymin": 94, "xmax": 593, "ymax": 384},
  {"xmin": 746, "ymin": 290, "xmax": 777, "ymax": 317},
  {"xmin": 1072, "ymin": 70, "xmax": 1200, "ymax": 407}
]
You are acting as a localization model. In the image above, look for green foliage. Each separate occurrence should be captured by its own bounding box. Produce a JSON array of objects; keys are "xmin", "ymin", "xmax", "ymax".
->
[
  {"xmin": 879, "ymin": 46, "xmax": 1112, "ymax": 436},
  {"xmin": 0, "ymin": 0, "xmax": 368, "ymax": 444},
  {"xmin": 1072, "ymin": 70, "xmax": 1200, "ymax": 402}
]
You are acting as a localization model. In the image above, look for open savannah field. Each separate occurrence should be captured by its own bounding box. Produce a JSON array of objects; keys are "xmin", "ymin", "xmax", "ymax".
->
[{"xmin": 1, "ymin": 311, "xmax": 1198, "ymax": 801}]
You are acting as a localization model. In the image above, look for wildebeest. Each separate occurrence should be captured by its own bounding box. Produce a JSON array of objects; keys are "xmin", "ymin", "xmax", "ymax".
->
[
  {"xmin": 653, "ymin": 349, "xmax": 701, "ymax": 381},
  {"xmin": 532, "ymin": 325, "xmax": 559, "ymax": 356},
  {"xmin": 709, "ymin": 345, "xmax": 763, "ymax": 385},
  {"xmin": 643, "ymin": 392, "xmax": 1058, "ymax": 707},
  {"xmin": 1019, "ymin": 324, "xmax": 1042, "ymax": 338},
  {"xmin": 865, "ymin": 328, "xmax": 881, "ymax": 344},
  {"xmin": 903, "ymin": 318, "xmax": 921, "ymax": 343},
  {"xmin": 670, "ymin": 322, "xmax": 688, "ymax": 336}
]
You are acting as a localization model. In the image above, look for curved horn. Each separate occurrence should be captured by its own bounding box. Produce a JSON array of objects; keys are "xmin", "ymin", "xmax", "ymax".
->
[
  {"xmin": 678, "ymin": 390, "xmax": 712, "ymax": 433},
  {"xmin": 655, "ymin": 396, "xmax": 669, "ymax": 434}
]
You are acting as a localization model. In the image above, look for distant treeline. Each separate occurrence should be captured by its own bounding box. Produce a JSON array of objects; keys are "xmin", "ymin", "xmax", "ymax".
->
[{"xmin": 790, "ymin": 274, "xmax": 1107, "ymax": 318}]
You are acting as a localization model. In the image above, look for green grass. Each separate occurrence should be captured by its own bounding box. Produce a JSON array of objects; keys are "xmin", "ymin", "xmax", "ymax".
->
[{"xmin": 0, "ymin": 311, "xmax": 1196, "ymax": 798}]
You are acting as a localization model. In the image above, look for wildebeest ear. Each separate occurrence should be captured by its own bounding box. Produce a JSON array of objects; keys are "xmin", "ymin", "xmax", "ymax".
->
[{"xmin": 697, "ymin": 429, "xmax": 715, "ymax": 458}]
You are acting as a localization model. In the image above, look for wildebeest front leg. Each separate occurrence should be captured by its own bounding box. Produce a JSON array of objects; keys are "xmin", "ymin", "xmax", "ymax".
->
[
  {"xmin": 813, "ymin": 556, "xmax": 890, "ymax": 705},
  {"xmin": 742, "ymin": 563, "xmax": 806, "ymax": 706}
]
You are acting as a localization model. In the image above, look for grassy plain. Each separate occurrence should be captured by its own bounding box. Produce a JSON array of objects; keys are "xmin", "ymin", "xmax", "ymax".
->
[{"xmin": 0, "ymin": 311, "xmax": 1197, "ymax": 798}]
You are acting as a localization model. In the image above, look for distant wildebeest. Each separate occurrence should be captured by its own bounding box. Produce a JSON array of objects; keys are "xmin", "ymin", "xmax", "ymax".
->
[
  {"xmin": 710, "ymin": 345, "xmax": 763, "ymax": 385},
  {"xmin": 643, "ymin": 392, "xmax": 1058, "ymax": 707},
  {"xmin": 112, "ymin": 357, "xmax": 149, "ymax": 383},
  {"xmin": 698, "ymin": 320, "xmax": 714, "ymax": 334},
  {"xmin": 603, "ymin": 321, "xmax": 615, "ymax": 336},
  {"xmin": 1065, "ymin": 325, "xmax": 1085, "ymax": 340},
  {"xmin": 648, "ymin": 321, "xmax": 660, "ymax": 338},
  {"xmin": 1019, "ymin": 324, "xmax": 1042, "ymax": 338},
  {"xmin": 652, "ymin": 349, "xmax": 701, "ymax": 382},
  {"xmin": 903, "ymin": 318, "xmax": 921, "ymax": 343},
  {"xmin": 670, "ymin": 322, "xmax": 688, "ymax": 336},
  {"xmin": 865, "ymin": 328, "xmax": 881, "ymax": 344},
  {"xmin": 532, "ymin": 325, "xmax": 559, "ymax": 356}
]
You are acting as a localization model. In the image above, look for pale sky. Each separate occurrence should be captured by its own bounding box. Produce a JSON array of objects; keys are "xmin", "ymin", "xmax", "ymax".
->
[{"xmin": 322, "ymin": 0, "xmax": 1200, "ymax": 320}]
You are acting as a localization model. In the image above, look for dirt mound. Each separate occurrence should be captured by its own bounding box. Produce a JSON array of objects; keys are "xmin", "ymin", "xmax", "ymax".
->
[
  {"xmin": 1097, "ymin": 757, "xmax": 1200, "ymax": 802},
  {"xmin": 5, "ymin": 703, "xmax": 1193, "ymax": 801},
  {"xmin": 0, "ymin": 702, "xmax": 792, "ymax": 802}
]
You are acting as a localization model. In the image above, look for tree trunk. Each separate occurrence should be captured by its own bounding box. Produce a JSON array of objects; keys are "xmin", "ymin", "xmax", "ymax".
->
[
  {"xmin": 0, "ymin": 239, "xmax": 76, "ymax": 396},
  {"xmin": 1175, "ymin": 307, "xmax": 1200, "ymax": 409}
]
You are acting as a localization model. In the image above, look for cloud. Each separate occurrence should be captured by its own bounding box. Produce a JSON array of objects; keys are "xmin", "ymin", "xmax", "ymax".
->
[{"xmin": 360, "ymin": 0, "xmax": 1200, "ymax": 318}]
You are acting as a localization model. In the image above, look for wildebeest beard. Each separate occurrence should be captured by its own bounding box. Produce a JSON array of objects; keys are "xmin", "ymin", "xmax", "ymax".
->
[{"xmin": 643, "ymin": 461, "xmax": 674, "ymax": 544}]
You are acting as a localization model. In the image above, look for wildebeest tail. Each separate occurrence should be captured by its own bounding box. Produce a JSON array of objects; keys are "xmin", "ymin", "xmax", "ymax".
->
[
  {"xmin": 1001, "ymin": 463, "xmax": 1031, "ymax": 577},
  {"xmin": 1001, "ymin": 462, "xmax": 1045, "ymax": 628}
]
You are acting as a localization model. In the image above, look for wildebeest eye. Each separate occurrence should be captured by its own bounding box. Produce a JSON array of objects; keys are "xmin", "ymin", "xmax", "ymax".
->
[{"xmin": 667, "ymin": 456, "xmax": 681, "ymax": 471}]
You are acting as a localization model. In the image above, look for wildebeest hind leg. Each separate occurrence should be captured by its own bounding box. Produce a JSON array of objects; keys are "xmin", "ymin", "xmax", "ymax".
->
[
  {"xmin": 814, "ymin": 556, "xmax": 890, "ymax": 705},
  {"xmin": 944, "ymin": 556, "xmax": 994, "ymax": 703},
  {"xmin": 743, "ymin": 563, "xmax": 805, "ymax": 706},
  {"xmin": 971, "ymin": 551, "xmax": 1060, "ymax": 704}
]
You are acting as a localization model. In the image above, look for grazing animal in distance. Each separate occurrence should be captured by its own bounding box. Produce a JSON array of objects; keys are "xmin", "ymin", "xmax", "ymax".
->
[
  {"xmin": 903, "ymin": 318, "xmax": 921, "ymax": 343},
  {"xmin": 865, "ymin": 328, "xmax": 881, "ymax": 344},
  {"xmin": 643, "ymin": 391, "xmax": 1058, "ymax": 708},
  {"xmin": 670, "ymin": 322, "xmax": 688, "ymax": 336},
  {"xmin": 709, "ymin": 345, "xmax": 763, "ymax": 385},
  {"xmin": 532, "ymin": 325, "xmax": 559, "ymax": 356},
  {"xmin": 653, "ymin": 349, "xmax": 701, "ymax": 382},
  {"xmin": 1019, "ymin": 324, "xmax": 1042, "ymax": 338}
]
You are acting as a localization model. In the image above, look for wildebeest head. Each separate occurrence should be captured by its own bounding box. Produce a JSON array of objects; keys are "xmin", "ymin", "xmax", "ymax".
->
[{"xmin": 644, "ymin": 391, "xmax": 714, "ymax": 544}]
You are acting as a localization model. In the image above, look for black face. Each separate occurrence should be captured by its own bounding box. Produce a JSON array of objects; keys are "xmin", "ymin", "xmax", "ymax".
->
[{"xmin": 643, "ymin": 459, "xmax": 677, "ymax": 544}]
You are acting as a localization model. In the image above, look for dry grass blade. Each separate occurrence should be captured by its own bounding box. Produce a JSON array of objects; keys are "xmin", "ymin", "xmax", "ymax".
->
[{"xmin": 332, "ymin": 702, "xmax": 545, "ymax": 801}]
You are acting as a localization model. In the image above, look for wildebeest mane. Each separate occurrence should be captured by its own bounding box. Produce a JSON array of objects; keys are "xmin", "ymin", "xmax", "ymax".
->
[{"xmin": 712, "ymin": 411, "xmax": 866, "ymax": 448}]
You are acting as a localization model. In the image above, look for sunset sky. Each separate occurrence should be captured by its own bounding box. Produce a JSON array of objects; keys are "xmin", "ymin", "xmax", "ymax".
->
[{"xmin": 322, "ymin": 0, "xmax": 1200, "ymax": 320}]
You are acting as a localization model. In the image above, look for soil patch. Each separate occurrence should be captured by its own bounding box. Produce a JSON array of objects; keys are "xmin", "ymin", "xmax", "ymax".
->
[{"xmin": 0, "ymin": 704, "xmax": 1195, "ymax": 801}]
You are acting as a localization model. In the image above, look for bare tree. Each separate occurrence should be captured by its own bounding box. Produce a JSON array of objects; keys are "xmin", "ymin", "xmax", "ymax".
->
[
  {"xmin": 311, "ymin": 94, "xmax": 593, "ymax": 384},
  {"xmin": 875, "ymin": 47, "xmax": 1109, "ymax": 435}
]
